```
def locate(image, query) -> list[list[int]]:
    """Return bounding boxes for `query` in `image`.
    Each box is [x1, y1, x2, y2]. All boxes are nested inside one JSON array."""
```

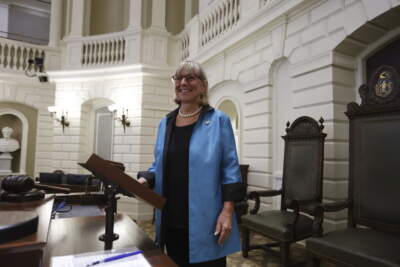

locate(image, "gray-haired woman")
[[138, 61, 244, 266]]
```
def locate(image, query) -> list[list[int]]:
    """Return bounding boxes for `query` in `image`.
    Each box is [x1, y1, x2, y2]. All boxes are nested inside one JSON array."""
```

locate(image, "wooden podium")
[[0, 154, 175, 267], [80, 153, 166, 209], [79, 154, 166, 244]]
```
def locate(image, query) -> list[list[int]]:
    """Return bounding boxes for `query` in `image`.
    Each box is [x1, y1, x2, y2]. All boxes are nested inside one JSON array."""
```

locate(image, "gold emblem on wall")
[[375, 71, 394, 98]]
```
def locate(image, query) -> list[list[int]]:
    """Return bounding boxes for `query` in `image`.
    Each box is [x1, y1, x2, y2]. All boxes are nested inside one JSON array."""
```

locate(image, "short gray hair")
[[173, 61, 209, 106]]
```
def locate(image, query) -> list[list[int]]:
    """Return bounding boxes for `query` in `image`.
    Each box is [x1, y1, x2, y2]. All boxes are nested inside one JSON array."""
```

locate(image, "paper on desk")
[[51, 248, 151, 267]]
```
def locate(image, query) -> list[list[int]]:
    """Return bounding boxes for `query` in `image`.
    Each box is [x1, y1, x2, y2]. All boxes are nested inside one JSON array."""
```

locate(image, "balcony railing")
[[180, 31, 190, 61], [0, 38, 46, 73], [179, 0, 291, 61], [81, 32, 126, 67], [200, 0, 240, 47]]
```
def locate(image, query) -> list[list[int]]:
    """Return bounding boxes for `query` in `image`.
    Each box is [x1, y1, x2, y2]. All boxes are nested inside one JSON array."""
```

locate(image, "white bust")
[[0, 127, 20, 153]]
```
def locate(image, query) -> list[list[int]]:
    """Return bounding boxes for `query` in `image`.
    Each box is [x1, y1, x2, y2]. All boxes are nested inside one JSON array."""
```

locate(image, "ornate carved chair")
[[241, 116, 326, 266], [306, 66, 400, 267]]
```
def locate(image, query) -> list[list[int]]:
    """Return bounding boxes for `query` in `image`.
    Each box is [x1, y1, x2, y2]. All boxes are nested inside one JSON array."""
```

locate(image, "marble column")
[[68, 0, 85, 37], [127, 0, 142, 30], [184, 0, 192, 24], [150, 0, 166, 30], [48, 0, 63, 47]]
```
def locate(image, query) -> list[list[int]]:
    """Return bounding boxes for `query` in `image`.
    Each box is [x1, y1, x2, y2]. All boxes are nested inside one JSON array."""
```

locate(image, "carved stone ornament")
[[360, 65, 400, 106]]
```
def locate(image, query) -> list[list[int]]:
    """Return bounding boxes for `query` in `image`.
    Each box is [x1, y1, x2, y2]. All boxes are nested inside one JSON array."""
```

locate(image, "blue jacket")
[[142, 106, 243, 263]]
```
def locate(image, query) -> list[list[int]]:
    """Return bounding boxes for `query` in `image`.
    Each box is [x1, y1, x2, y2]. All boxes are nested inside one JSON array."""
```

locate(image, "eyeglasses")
[[171, 74, 199, 83]]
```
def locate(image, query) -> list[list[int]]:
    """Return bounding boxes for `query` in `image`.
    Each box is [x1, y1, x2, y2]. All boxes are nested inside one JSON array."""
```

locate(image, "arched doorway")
[[218, 99, 240, 156], [80, 98, 114, 162]]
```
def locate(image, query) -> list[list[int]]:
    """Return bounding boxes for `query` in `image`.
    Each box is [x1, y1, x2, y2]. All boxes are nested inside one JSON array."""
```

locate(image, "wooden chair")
[[306, 65, 400, 267], [241, 116, 326, 266]]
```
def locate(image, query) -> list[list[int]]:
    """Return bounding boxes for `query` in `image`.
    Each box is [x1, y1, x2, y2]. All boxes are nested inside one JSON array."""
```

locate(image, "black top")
[[165, 122, 195, 228]]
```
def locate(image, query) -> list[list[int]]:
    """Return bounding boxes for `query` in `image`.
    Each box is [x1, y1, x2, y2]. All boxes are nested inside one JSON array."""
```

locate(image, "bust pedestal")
[[0, 152, 12, 175]]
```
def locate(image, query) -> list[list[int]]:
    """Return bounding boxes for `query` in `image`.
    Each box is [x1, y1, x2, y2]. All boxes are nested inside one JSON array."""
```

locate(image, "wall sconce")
[[48, 106, 70, 133], [108, 104, 131, 133], [25, 56, 48, 83]]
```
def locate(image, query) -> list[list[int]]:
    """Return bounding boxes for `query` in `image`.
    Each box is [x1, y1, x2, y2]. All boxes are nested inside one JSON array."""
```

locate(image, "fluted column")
[[127, 0, 142, 30], [48, 0, 62, 46], [151, 0, 166, 30]]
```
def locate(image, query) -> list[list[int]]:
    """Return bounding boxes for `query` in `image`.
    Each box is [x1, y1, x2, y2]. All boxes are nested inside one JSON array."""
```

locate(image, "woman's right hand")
[[137, 177, 148, 186]]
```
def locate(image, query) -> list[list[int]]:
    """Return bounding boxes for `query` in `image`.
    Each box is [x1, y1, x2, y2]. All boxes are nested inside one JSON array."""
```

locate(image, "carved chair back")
[[345, 65, 400, 233], [281, 116, 326, 214]]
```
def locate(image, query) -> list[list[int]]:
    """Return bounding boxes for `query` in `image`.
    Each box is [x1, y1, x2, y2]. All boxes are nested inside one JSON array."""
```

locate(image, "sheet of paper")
[[51, 248, 151, 267]]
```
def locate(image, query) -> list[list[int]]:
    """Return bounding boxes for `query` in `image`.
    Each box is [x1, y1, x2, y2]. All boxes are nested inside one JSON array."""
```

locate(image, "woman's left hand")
[[214, 201, 234, 245]]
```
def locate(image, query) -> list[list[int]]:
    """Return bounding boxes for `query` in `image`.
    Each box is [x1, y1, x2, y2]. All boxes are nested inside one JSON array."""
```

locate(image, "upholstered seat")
[[241, 116, 326, 266], [307, 229, 400, 267], [242, 210, 313, 241]]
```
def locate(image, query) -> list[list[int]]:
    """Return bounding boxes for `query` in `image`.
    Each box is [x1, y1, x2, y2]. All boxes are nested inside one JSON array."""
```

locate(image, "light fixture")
[[108, 105, 131, 133], [48, 106, 70, 133], [25, 56, 48, 83]]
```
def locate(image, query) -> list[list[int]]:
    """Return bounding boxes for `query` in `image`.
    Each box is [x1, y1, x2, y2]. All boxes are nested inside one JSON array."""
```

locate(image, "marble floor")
[[136, 220, 336, 267]]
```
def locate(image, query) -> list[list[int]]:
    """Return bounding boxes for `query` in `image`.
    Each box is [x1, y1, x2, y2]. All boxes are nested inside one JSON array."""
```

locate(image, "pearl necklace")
[[178, 106, 202, 118]]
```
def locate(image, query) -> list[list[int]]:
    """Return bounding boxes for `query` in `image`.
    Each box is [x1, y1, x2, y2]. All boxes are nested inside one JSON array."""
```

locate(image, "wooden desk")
[[43, 213, 177, 267], [0, 195, 54, 267]]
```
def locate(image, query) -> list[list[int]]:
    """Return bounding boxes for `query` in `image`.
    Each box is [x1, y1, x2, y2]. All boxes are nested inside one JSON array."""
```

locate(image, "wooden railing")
[[81, 32, 126, 67], [0, 38, 46, 72]]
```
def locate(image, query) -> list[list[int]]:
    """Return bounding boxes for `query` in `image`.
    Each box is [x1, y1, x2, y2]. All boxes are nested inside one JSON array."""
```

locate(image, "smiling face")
[[173, 72, 206, 105], [172, 61, 209, 106]]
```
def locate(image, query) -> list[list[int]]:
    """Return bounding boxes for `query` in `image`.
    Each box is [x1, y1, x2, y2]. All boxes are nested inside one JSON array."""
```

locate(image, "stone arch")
[[268, 57, 295, 208], [0, 102, 38, 176], [0, 108, 29, 175], [80, 97, 114, 162], [209, 80, 244, 160], [327, 6, 400, 118]]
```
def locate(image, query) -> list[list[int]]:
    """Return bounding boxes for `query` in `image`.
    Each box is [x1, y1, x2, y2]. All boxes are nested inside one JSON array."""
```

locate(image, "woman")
[[138, 61, 244, 266]]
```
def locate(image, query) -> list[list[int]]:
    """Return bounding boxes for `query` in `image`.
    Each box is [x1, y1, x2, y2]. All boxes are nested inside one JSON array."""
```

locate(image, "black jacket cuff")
[[222, 182, 246, 202], [137, 171, 155, 188]]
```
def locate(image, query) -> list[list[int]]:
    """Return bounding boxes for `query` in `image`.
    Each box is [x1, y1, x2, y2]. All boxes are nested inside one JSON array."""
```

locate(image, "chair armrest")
[[247, 189, 282, 214], [312, 199, 350, 236], [285, 198, 316, 209], [321, 199, 350, 212]]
